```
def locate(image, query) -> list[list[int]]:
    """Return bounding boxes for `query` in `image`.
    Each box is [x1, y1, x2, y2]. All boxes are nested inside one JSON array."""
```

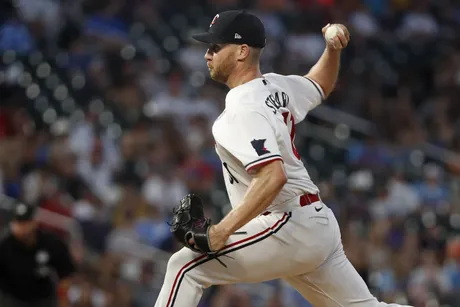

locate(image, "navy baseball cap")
[[192, 10, 266, 48]]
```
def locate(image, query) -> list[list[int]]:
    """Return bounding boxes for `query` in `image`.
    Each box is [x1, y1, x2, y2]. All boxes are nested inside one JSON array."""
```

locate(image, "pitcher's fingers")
[[331, 38, 340, 49], [337, 32, 348, 48]]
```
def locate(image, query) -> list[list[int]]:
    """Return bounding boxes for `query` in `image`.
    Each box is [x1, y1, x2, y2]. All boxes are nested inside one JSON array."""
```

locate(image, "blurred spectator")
[[413, 164, 450, 208], [15, 0, 63, 44], [144, 70, 191, 119], [131, 261, 159, 307], [83, 0, 130, 48], [0, 8, 35, 53], [348, 1, 380, 38], [407, 248, 451, 306], [346, 136, 391, 172], [0, 201, 76, 307], [398, 1, 439, 41], [442, 236, 460, 291], [134, 205, 171, 250], [387, 169, 420, 215]]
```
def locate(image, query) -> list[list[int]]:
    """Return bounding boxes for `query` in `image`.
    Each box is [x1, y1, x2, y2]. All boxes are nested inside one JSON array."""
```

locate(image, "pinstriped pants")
[[154, 203, 413, 307]]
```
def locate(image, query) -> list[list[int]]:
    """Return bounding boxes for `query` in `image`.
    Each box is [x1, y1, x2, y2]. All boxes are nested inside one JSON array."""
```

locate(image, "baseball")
[[325, 25, 344, 42]]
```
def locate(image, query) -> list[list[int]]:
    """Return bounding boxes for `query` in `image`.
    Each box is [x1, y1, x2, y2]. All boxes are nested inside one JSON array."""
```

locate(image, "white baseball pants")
[[154, 203, 412, 307]]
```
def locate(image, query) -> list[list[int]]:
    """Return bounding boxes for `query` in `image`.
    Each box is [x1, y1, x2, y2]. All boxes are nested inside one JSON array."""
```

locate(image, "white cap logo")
[[16, 204, 27, 216], [36, 250, 49, 264], [234, 33, 242, 39]]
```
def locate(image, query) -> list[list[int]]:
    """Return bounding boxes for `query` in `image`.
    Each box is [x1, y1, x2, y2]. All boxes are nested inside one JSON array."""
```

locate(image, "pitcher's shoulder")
[[263, 72, 288, 83], [226, 85, 267, 110], [263, 72, 282, 79]]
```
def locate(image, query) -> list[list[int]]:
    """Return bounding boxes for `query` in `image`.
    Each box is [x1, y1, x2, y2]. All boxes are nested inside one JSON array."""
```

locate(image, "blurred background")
[[0, 0, 460, 306]]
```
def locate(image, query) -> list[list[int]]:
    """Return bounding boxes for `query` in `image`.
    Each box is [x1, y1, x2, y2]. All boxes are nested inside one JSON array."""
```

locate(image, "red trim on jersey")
[[246, 157, 283, 172], [165, 213, 290, 307], [282, 111, 301, 160], [165, 255, 207, 307], [304, 77, 326, 100], [220, 212, 288, 251]]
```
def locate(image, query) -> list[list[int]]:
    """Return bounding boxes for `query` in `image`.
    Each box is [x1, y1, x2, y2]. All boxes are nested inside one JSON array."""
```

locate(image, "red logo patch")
[[210, 14, 219, 27]]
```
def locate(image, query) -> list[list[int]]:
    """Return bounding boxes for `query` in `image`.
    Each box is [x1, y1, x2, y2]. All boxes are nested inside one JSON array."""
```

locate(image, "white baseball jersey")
[[212, 73, 325, 212], [156, 73, 413, 307]]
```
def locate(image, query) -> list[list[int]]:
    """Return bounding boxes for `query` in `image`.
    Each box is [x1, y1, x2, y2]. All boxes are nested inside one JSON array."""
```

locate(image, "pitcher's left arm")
[[211, 160, 286, 250]]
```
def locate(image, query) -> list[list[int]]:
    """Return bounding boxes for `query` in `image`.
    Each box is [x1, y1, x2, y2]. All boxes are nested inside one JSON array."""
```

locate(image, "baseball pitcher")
[[155, 10, 413, 307]]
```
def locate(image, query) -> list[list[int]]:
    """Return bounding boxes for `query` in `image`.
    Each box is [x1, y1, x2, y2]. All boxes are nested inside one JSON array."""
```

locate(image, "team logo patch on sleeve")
[[251, 139, 270, 156]]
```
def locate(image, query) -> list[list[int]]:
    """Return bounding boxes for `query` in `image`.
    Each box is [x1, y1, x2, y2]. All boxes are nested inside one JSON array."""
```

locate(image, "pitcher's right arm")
[[305, 24, 350, 98]]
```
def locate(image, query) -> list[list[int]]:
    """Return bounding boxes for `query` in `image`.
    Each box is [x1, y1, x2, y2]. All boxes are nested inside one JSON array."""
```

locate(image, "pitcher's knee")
[[166, 248, 202, 279], [164, 247, 213, 290], [167, 249, 190, 271]]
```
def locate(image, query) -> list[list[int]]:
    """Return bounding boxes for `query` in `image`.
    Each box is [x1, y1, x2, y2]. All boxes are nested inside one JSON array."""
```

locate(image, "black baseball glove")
[[168, 194, 213, 254]]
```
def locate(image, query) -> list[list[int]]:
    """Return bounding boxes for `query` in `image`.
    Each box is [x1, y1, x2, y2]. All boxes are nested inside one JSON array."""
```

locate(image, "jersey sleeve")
[[220, 109, 283, 172], [266, 73, 325, 123]]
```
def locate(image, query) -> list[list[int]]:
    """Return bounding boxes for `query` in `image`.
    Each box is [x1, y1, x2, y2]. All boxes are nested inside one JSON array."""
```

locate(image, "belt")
[[262, 193, 320, 216]]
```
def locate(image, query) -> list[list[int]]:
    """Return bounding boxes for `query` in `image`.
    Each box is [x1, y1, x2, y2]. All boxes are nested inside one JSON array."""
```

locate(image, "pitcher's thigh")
[[284, 247, 379, 307], [165, 212, 296, 286]]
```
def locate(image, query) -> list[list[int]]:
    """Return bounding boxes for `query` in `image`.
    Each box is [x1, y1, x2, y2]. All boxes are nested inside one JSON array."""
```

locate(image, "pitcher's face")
[[204, 43, 238, 83]]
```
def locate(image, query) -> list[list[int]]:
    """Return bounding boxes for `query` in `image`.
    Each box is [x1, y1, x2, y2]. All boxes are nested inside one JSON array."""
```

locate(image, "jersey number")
[[223, 162, 239, 184], [282, 111, 301, 160]]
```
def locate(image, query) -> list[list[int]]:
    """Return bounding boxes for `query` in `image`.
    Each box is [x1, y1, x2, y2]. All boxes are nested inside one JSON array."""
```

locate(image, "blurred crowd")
[[1, 0, 460, 306]]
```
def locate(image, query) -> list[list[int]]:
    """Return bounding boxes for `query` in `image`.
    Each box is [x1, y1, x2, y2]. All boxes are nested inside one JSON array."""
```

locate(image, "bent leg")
[[155, 211, 332, 307], [154, 212, 294, 307], [155, 202, 346, 307]]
